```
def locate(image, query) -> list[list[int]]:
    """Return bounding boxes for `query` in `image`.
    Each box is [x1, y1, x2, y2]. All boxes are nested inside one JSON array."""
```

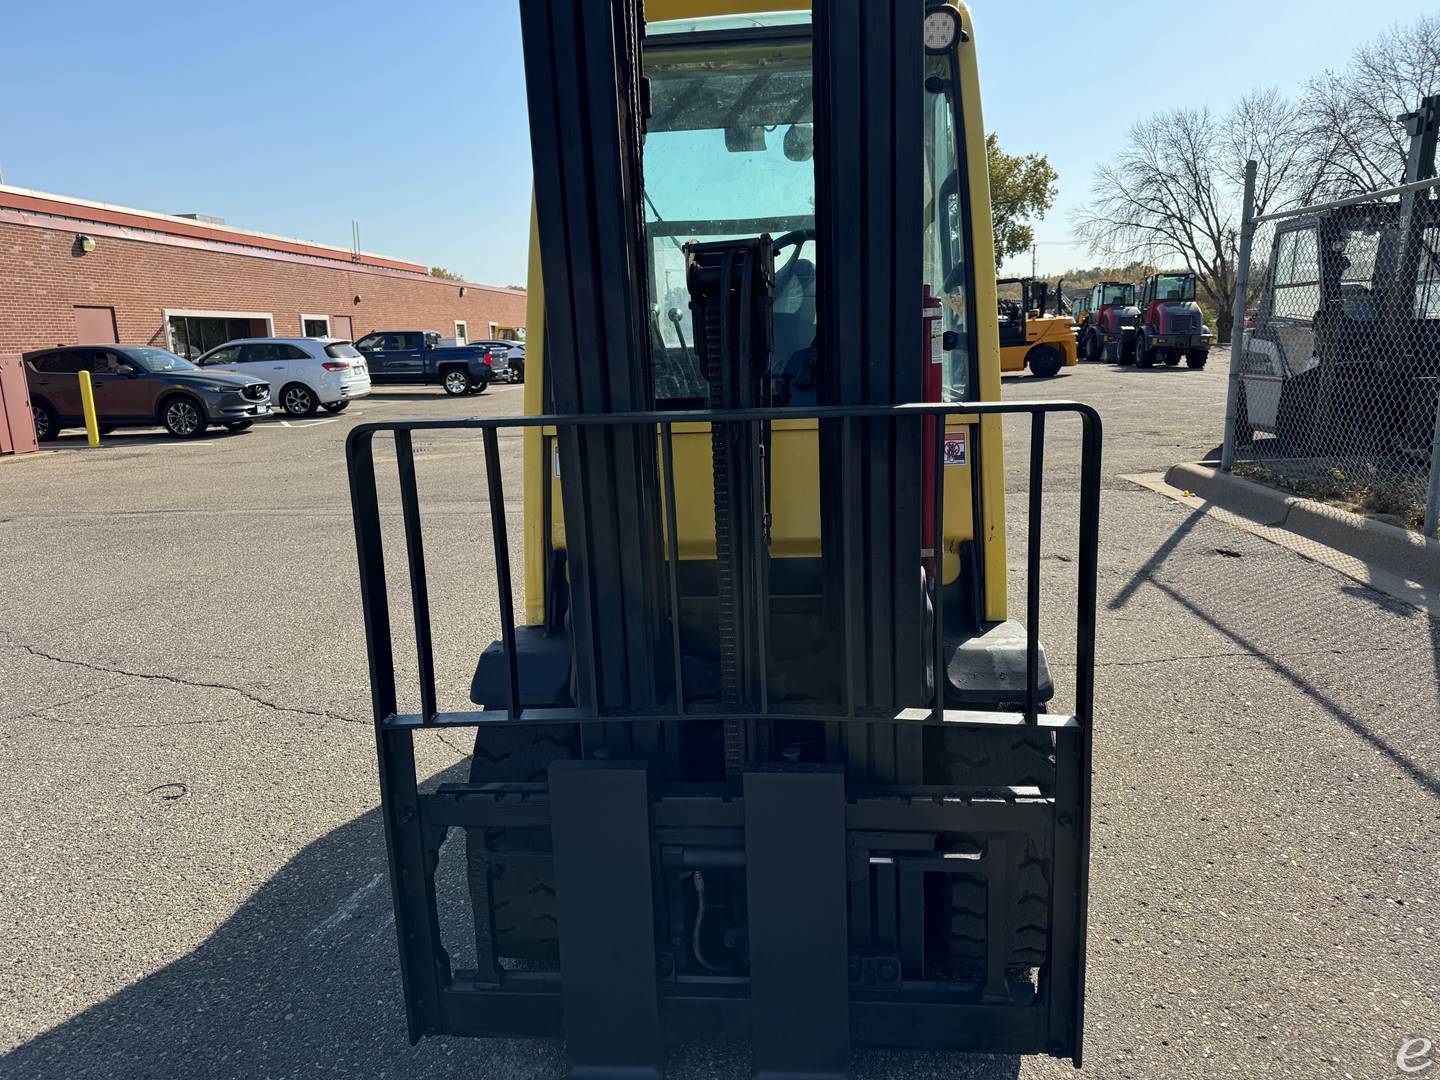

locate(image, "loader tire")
[[463, 723, 578, 964], [935, 724, 1054, 972]]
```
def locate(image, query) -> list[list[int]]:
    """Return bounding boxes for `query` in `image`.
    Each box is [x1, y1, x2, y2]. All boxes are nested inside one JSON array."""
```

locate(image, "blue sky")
[[0, 1, 1432, 286]]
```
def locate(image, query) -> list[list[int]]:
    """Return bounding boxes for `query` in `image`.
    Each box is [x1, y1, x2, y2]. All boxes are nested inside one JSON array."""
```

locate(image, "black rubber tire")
[[160, 395, 208, 438], [933, 724, 1056, 791], [1115, 339, 1135, 366], [1185, 349, 1208, 369], [1234, 385, 1254, 450], [321, 401, 349, 414], [1162, 350, 1182, 367], [1028, 345, 1063, 378], [469, 379, 489, 395], [934, 724, 1055, 972], [224, 420, 253, 432], [1084, 331, 1102, 363], [31, 401, 60, 441], [98, 425, 116, 436], [510, 360, 524, 384], [1135, 336, 1156, 368], [279, 383, 318, 417], [946, 840, 1051, 971], [441, 367, 472, 396], [463, 724, 579, 964]]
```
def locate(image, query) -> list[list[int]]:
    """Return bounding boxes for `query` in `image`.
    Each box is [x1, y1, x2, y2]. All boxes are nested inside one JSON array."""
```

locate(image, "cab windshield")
[[642, 18, 970, 405], [1152, 275, 1196, 302], [644, 27, 816, 404], [1100, 284, 1133, 306]]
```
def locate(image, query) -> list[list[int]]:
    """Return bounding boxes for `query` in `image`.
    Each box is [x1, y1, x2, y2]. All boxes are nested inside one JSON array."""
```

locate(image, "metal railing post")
[[1220, 160, 1257, 473], [1425, 397, 1440, 537]]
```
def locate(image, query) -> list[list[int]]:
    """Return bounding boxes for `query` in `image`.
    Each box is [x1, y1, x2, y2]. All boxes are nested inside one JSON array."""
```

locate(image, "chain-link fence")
[[1220, 171, 1440, 536]]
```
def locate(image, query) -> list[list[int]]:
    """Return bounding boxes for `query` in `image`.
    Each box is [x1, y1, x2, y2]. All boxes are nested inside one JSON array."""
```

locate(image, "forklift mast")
[[346, 3, 1102, 1076]]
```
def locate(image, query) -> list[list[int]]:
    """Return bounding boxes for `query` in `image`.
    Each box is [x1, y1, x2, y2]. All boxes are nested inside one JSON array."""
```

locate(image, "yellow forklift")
[[997, 277, 1079, 377], [347, 2, 1100, 1075]]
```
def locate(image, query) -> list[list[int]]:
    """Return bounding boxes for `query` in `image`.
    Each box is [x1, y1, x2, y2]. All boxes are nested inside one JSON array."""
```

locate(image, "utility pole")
[[1031, 243, 1037, 279]]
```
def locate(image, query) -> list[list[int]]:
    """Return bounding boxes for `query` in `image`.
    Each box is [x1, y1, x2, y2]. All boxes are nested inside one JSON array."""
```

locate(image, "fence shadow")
[[1111, 503, 1440, 800]]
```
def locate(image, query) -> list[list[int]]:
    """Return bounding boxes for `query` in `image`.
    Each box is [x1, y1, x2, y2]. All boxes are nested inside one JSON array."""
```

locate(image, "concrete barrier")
[[1164, 462, 1297, 526], [1163, 461, 1440, 592]]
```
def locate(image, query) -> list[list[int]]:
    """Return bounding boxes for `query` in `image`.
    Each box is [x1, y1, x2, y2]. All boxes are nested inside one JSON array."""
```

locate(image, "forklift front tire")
[[463, 722, 579, 963], [1028, 345, 1063, 378]]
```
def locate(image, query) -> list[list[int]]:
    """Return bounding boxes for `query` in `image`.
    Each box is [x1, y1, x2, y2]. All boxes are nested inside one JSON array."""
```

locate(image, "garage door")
[[74, 306, 118, 344]]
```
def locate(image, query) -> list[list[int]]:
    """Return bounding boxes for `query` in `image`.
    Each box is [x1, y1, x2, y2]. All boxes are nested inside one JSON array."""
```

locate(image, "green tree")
[[429, 266, 463, 280], [987, 133, 1058, 270]]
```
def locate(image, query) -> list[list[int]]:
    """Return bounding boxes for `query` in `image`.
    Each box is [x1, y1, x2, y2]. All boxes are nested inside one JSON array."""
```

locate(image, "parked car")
[[352, 330, 495, 395], [23, 344, 270, 440], [195, 338, 371, 417], [473, 339, 525, 383]]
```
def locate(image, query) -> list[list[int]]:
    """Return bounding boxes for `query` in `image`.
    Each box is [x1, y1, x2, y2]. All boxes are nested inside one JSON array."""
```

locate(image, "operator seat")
[[771, 249, 818, 404]]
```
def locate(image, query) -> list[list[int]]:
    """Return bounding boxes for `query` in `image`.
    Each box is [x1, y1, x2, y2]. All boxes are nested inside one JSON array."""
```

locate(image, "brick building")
[[0, 185, 526, 358]]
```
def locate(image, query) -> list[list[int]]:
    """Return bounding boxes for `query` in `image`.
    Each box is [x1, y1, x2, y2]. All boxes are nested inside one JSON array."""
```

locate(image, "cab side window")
[[92, 350, 128, 374], [35, 351, 90, 374], [236, 344, 268, 364]]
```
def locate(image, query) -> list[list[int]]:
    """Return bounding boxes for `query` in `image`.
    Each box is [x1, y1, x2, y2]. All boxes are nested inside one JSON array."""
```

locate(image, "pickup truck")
[[352, 330, 495, 395]]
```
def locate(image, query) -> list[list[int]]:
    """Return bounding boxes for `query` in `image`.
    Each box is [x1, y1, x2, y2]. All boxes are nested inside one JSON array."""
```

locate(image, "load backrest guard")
[[346, 2, 1100, 1076]]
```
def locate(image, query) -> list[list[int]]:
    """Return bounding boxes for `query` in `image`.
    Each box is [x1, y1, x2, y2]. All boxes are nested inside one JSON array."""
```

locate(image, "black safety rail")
[[346, 398, 1101, 1071]]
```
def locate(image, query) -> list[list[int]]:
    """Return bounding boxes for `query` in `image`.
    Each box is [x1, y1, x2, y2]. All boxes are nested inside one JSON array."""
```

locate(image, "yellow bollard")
[[77, 370, 100, 447]]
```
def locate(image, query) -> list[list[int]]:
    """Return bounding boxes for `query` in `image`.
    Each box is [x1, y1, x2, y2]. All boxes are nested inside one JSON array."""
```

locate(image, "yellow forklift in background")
[[347, 2, 1101, 1075], [997, 276, 1079, 377]]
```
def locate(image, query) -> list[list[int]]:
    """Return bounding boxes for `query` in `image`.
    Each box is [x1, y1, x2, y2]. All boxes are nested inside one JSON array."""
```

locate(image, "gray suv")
[[24, 345, 272, 439]]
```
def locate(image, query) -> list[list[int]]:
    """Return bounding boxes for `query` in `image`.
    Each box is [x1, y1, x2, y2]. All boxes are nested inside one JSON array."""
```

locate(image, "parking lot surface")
[[1, 364, 1435, 1080]]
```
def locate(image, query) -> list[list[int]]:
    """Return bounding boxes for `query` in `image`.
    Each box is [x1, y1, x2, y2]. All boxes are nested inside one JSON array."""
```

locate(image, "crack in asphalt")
[[1094, 644, 1370, 669], [435, 732, 471, 759], [1050, 642, 1413, 671], [1, 639, 363, 726]]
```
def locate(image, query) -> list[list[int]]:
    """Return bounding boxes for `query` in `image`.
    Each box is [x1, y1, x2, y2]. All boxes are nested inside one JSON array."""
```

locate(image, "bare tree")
[[1299, 14, 1440, 197], [1073, 90, 1307, 340]]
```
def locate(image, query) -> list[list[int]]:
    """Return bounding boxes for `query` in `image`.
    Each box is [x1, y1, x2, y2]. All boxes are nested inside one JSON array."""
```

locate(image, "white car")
[[195, 337, 372, 416]]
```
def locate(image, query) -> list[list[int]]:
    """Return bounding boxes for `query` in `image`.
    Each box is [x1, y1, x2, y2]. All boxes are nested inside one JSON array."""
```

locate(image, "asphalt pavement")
[[0, 359, 1435, 1080]]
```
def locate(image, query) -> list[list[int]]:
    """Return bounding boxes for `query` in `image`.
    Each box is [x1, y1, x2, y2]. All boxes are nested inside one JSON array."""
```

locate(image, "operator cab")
[[643, 14, 974, 407]]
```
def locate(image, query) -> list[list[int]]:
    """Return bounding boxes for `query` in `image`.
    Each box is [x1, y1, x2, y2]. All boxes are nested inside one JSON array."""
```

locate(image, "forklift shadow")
[[0, 759, 564, 1080], [1000, 372, 1073, 385], [0, 755, 1024, 1080]]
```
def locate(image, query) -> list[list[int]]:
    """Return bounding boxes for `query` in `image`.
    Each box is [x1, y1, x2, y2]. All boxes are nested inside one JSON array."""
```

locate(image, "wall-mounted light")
[[76, 234, 97, 255], [353, 294, 362, 305], [459, 286, 467, 297]]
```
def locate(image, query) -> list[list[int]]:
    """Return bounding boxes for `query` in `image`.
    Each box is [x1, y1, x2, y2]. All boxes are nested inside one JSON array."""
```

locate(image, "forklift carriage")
[[346, 398, 1100, 1076]]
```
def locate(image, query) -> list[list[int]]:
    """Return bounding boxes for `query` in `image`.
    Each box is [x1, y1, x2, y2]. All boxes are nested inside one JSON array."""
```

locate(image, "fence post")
[[1220, 160, 1258, 473], [1425, 396, 1440, 537]]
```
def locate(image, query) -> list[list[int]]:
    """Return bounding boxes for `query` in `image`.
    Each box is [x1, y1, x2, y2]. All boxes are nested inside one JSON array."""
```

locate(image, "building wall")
[[0, 219, 526, 355]]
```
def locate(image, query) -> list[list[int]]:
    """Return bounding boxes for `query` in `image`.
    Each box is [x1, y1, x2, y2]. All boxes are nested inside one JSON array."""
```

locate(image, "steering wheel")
[[772, 228, 816, 257]]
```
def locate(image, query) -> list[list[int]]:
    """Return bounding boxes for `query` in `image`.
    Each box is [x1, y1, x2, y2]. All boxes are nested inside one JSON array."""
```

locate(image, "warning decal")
[[943, 431, 967, 466]]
